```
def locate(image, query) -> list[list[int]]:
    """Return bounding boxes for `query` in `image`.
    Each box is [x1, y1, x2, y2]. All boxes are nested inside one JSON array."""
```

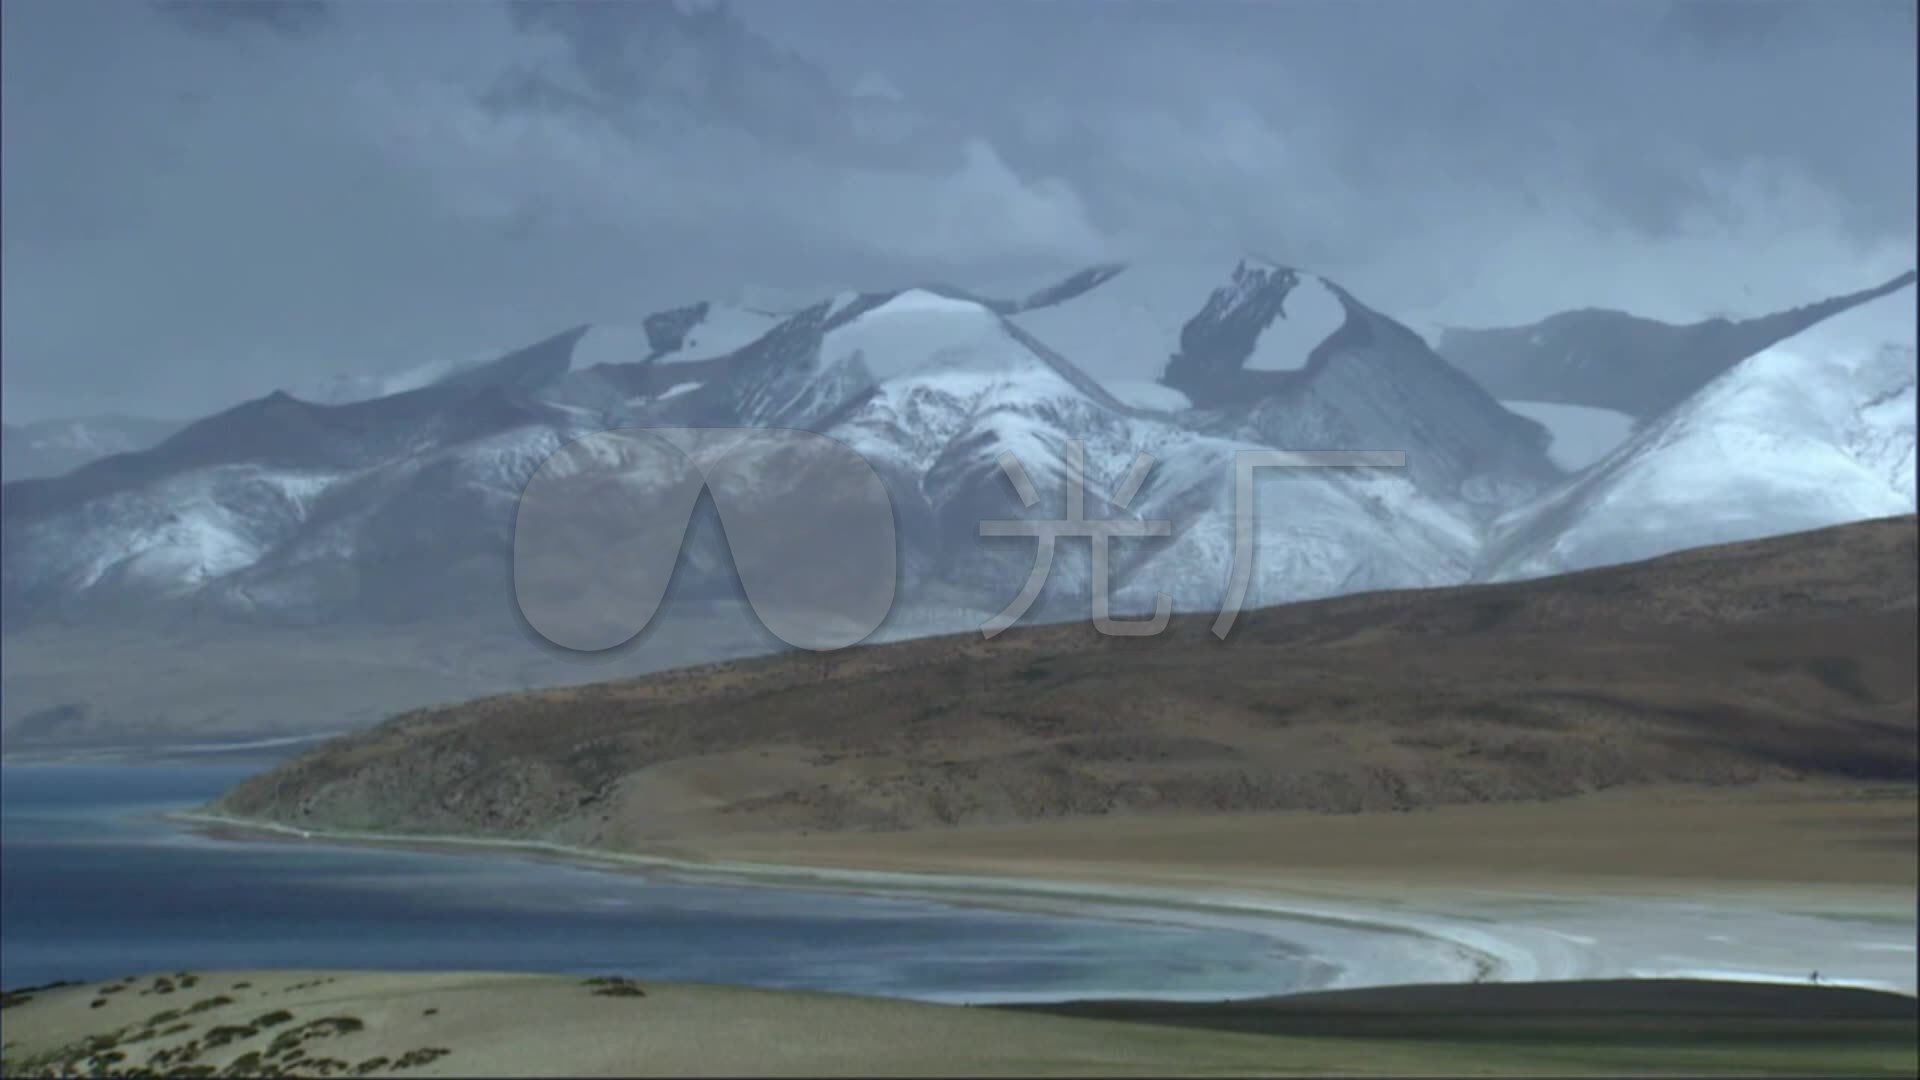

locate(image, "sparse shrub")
[[591, 984, 646, 998], [309, 1016, 365, 1036], [202, 1024, 258, 1048], [582, 975, 645, 997], [392, 1047, 450, 1070]]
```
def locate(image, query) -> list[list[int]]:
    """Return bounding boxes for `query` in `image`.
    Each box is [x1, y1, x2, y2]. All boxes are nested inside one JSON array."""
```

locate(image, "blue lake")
[[0, 762, 1304, 1001]]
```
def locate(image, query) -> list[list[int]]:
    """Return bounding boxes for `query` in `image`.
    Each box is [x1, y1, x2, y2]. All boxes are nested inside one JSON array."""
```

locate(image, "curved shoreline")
[[167, 809, 1559, 998], [167, 808, 1919, 1001]]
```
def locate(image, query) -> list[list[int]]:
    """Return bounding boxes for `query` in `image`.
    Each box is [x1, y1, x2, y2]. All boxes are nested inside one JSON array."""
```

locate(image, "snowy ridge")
[[6, 464, 339, 600], [1483, 284, 1918, 581], [821, 289, 1033, 382], [4, 259, 1906, 634]]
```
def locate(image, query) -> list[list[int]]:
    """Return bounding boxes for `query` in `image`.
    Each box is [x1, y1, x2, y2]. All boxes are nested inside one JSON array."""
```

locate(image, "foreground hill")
[[216, 516, 1918, 844], [7, 971, 1913, 1078]]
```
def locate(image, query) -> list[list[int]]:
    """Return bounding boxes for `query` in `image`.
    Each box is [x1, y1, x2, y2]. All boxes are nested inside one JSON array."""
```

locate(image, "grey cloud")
[[155, 0, 331, 38], [1, 0, 1913, 422]]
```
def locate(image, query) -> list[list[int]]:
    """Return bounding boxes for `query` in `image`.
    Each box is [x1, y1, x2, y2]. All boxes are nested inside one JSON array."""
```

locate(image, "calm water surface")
[[1, 762, 1304, 1000]]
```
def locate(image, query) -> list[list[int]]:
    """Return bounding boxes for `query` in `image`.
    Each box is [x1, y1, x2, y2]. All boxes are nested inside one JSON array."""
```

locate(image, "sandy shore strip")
[[169, 807, 1919, 999]]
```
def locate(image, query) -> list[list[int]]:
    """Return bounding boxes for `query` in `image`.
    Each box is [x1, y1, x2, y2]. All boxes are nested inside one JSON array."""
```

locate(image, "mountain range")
[[2, 257, 1913, 748]]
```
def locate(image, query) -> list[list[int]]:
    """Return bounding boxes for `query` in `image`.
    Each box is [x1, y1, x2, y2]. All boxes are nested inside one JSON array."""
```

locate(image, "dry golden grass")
[[218, 517, 1917, 853], [696, 780, 1918, 896]]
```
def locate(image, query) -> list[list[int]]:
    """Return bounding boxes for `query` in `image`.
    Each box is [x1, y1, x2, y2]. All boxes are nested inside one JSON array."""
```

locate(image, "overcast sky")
[[2, 0, 1914, 422]]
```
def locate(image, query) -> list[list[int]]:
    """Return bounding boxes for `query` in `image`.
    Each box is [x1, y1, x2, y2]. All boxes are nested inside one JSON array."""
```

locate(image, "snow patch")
[[1009, 263, 1237, 384], [820, 289, 1030, 383], [1486, 283, 1918, 580], [824, 290, 863, 321], [567, 324, 655, 370], [1244, 273, 1346, 373], [650, 306, 783, 365], [1501, 401, 1638, 471]]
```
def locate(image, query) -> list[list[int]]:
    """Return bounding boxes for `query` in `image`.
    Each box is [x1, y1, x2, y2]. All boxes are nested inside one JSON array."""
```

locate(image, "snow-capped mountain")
[[6, 256, 1909, 647], [1, 258, 1546, 631], [1481, 280, 1918, 581], [1011, 261, 1556, 504]]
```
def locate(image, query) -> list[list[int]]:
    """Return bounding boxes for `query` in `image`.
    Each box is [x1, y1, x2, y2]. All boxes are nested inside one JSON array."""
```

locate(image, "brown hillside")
[[218, 516, 1919, 845]]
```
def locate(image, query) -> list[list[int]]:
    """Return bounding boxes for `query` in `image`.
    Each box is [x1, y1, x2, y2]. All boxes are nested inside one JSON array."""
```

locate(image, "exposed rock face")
[[1160, 262, 1556, 503]]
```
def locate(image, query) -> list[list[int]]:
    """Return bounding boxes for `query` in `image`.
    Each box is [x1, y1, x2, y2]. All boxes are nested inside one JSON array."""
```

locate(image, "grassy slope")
[[4, 971, 1915, 1078], [214, 516, 1917, 846]]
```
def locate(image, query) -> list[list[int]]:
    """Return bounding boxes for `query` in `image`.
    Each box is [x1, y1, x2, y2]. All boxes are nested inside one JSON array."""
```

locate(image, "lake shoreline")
[[163, 808, 1571, 1001], [2, 767, 1320, 1002], [169, 801, 1920, 1000], [169, 808, 1498, 1000]]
